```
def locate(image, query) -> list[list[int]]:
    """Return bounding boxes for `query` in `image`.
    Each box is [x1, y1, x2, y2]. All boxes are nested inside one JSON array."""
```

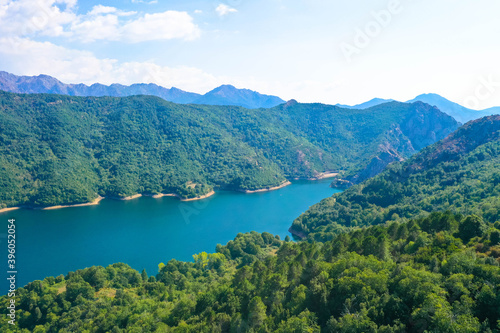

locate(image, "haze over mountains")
[[0, 71, 285, 109], [339, 94, 500, 124], [407, 93, 500, 123], [336, 98, 395, 110], [2, 71, 499, 123]]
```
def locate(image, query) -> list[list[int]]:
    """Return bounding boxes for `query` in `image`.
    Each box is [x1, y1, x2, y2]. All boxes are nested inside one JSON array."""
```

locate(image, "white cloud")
[[88, 5, 117, 16], [0, 0, 76, 37], [0, 1, 200, 43], [215, 4, 237, 17], [131, 0, 158, 4], [71, 13, 121, 43], [0, 37, 220, 92], [0, 36, 347, 105], [87, 5, 136, 17], [121, 11, 201, 42], [0, 36, 343, 102]]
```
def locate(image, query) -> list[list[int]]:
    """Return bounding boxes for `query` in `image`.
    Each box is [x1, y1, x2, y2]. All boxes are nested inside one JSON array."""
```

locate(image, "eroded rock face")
[[400, 102, 459, 151], [331, 149, 403, 188], [408, 114, 500, 172], [331, 102, 459, 188]]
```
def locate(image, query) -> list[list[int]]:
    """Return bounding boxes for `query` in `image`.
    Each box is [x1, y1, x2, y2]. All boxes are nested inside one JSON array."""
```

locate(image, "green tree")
[[458, 215, 487, 243], [248, 296, 267, 329]]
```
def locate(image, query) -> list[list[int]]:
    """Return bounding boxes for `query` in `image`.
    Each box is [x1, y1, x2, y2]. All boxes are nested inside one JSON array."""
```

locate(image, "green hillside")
[[292, 115, 500, 241], [0, 91, 457, 208], [2, 212, 500, 332]]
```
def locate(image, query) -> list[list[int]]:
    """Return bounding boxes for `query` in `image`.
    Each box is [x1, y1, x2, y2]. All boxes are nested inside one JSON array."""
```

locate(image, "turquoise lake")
[[1, 179, 340, 291]]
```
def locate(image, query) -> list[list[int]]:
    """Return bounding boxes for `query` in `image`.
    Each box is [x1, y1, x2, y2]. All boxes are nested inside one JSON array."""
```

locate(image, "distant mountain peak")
[[335, 93, 499, 124], [0, 71, 285, 109], [194, 84, 285, 109], [336, 98, 395, 109], [407, 93, 499, 124], [36, 73, 54, 79], [414, 93, 441, 98], [215, 84, 237, 90], [366, 97, 392, 103], [208, 84, 240, 97]]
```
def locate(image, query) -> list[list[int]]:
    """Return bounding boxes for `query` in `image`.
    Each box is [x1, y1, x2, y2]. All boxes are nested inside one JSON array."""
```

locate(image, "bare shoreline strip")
[[0, 177, 323, 212], [313, 172, 339, 180], [0, 190, 217, 213], [147, 193, 177, 199], [148, 191, 216, 201], [243, 181, 292, 194], [0, 207, 20, 214], [110, 194, 143, 201], [180, 190, 216, 201], [292, 171, 339, 181], [42, 196, 104, 210]]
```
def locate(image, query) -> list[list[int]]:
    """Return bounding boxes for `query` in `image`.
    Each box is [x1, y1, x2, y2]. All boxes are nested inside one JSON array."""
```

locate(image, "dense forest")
[[1, 211, 500, 332], [292, 115, 500, 241], [0, 91, 457, 208], [1, 98, 499, 332]]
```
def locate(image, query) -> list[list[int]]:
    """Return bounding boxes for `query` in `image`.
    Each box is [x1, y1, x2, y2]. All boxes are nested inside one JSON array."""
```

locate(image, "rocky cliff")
[[331, 102, 459, 187]]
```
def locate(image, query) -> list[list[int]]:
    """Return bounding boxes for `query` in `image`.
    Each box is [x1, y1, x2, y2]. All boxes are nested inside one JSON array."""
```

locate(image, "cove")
[[1, 179, 340, 291]]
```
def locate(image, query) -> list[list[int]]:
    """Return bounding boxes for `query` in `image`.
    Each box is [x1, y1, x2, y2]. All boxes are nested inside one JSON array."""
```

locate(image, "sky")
[[1, 0, 499, 109]]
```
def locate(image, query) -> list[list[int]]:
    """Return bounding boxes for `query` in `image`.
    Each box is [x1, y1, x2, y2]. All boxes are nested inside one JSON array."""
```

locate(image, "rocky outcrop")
[[400, 102, 459, 151], [408, 114, 500, 172], [331, 145, 405, 188], [331, 103, 459, 188]]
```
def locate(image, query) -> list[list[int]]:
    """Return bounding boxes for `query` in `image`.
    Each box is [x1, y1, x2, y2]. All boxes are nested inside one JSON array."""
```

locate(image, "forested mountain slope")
[[263, 100, 458, 185], [2, 212, 500, 332], [292, 115, 500, 241], [0, 91, 457, 208]]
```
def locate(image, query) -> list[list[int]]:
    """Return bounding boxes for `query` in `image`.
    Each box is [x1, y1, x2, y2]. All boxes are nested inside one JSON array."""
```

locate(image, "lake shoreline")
[[288, 227, 307, 240], [147, 190, 216, 201], [292, 171, 339, 181], [0, 207, 20, 214], [1, 191, 217, 212], [241, 181, 292, 193], [2, 179, 340, 292], [41, 197, 105, 210], [0, 177, 336, 212], [108, 194, 143, 201]]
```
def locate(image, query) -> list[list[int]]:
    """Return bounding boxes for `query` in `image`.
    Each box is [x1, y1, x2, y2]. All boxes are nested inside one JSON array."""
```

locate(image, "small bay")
[[1, 179, 340, 291]]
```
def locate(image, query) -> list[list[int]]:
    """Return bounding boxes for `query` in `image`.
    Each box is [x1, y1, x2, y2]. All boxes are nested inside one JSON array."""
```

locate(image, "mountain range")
[[338, 94, 500, 124], [2, 71, 499, 123], [0, 71, 285, 109], [336, 98, 395, 109], [407, 93, 500, 123], [0, 91, 458, 208]]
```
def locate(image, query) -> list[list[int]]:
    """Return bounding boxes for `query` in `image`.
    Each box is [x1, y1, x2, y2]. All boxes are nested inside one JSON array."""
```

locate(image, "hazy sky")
[[1, 0, 499, 108]]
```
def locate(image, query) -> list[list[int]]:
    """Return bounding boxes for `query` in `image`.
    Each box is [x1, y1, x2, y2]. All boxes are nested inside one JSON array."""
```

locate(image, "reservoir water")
[[1, 179, 340, 291]]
